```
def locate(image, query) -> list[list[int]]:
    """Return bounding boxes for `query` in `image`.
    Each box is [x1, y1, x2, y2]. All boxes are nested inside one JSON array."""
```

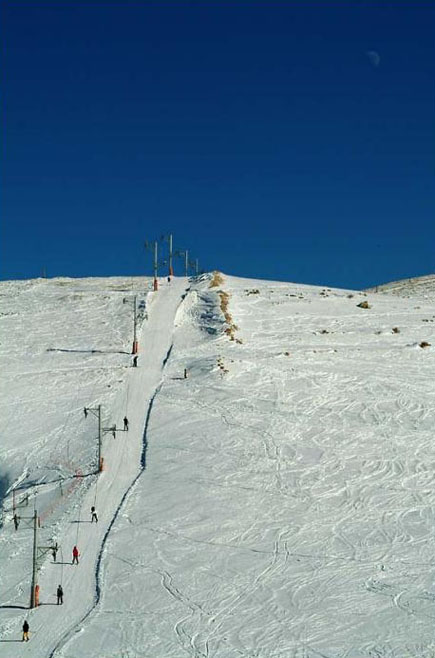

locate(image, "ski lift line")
[[60, 377, 88, 468], [58, 376, 82, 465], [75, 506, 81, 546], [125, 377, 130, 415], [59, 545, 64, 587], [93, 471, 99, 507], [20, 372, 83, 490], [63, 366, 102, 473]]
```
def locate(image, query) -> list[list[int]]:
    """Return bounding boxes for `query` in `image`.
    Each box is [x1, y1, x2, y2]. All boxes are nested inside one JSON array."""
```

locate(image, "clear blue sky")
[[1, 0, 434, 289]]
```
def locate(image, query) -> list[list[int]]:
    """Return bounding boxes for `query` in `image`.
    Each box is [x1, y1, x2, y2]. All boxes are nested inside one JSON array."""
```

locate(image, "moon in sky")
[[366, 50, 380, 67]]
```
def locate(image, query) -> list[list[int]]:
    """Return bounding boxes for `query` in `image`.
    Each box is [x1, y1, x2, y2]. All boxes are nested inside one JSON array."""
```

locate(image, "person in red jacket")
[[72, 545, 80, 565]]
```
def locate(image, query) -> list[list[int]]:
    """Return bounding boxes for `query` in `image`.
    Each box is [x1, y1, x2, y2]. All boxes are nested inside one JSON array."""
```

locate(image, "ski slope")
[[2, 273, 435, 657]]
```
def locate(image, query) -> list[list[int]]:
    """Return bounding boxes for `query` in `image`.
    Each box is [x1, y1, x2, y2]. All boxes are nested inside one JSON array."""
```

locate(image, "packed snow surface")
[[2, 273, 435, 657]]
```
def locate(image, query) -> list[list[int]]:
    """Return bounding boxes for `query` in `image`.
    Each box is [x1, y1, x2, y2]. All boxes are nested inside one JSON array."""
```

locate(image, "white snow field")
[[2, 272, 435, 657]]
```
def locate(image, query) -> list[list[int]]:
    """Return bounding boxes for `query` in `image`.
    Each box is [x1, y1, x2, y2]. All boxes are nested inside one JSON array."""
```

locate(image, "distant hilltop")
[[366, 273, 435, 297]]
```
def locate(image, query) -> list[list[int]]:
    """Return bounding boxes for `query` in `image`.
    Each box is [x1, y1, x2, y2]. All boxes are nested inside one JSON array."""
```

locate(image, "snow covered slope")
[[2, 273, 435, 657], [367, 273, 435, 299]]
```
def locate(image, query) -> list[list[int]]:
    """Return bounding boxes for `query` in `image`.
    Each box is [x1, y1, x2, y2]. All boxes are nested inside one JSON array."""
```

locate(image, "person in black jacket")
[[91, 506, 98, 523], [123, 416, 129, 431], [22, 620, 30, 642], [57, 584, 63, 605]]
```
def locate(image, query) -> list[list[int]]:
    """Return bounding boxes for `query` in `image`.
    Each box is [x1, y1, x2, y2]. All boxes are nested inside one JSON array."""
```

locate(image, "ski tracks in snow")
[[134, 279, 435, 656], [7, 276, 435, 656]]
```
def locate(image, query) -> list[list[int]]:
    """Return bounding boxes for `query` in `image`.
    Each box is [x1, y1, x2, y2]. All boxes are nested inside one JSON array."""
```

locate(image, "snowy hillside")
[[366, 273, 435, 299], [2, 273, 435, 657]]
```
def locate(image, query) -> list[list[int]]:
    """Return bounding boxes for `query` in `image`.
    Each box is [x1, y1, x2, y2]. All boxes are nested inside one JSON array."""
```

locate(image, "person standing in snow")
[[13, 513, 20, 530], [72, 545, 80, 564], [84, 407, 88, 418], [123, 416, 129, 431], [57, 584, 63, 605], [52, 542, 58, 562], [91, 506, 98, 523], [22, 620, 30, 642]]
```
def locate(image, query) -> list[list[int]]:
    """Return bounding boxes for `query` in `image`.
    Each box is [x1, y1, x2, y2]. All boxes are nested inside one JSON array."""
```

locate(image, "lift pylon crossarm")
[[5, 493, 29, 515], [19, 514, 40, 525], [103, 424, 122, 439], [36, 546, 55, 563], [38, 544, 58, 552], [84, 406, 100, 419]]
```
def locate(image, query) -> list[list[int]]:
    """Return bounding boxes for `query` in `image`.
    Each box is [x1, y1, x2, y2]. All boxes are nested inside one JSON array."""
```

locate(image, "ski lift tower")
[[145, 240, 159, 291], [175, 249, 189, 277], [188, 258, 199, 277], [161, 233, 174, 278]]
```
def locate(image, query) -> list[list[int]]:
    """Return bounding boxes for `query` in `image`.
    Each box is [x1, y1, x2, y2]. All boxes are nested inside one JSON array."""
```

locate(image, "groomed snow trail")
[[0, 277, 187, 657]]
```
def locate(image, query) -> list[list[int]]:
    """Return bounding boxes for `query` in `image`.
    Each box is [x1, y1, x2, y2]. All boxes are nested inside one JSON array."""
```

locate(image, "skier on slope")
[[72, 545, 80, 564], [52, 542, 58, 562], [91, 506, 98, 523], [123, 416, 129, 431], [13, 513, 20, 530], [57, 584, 63, 605]]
